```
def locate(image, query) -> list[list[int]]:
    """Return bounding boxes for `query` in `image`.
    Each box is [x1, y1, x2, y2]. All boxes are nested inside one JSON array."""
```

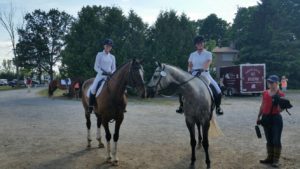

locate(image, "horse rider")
[[89, 38, 116, 113], [176, 35, 224, 115]]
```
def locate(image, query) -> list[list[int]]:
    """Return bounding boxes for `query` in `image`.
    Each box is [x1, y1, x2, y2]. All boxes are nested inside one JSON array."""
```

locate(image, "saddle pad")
[[86, 81, 105, 97]]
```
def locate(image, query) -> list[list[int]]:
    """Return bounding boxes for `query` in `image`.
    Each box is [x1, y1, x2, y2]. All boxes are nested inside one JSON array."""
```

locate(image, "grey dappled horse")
[[147, 63, 213, 169]]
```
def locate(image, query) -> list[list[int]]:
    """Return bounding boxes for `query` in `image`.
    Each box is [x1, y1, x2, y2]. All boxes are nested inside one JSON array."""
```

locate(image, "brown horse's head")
[[127, 59, 146, 98]]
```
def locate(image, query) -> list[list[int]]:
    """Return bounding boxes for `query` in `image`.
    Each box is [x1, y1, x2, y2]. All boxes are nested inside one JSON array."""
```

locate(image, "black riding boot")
[[260, 144, 273, 164], [215, 93, 224, 115], [88, 92, 96, 113], [176, 94, 184, 114]]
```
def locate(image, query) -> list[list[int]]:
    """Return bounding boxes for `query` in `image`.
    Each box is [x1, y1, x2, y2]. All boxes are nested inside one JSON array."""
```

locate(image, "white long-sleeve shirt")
[[94, 51, 116, 75]]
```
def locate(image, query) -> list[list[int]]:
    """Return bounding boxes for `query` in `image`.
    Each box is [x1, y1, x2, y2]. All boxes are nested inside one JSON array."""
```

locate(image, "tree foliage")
[[231, 0, 300, 87], [61, 6, 148, 79], [16, 9, 73, 81], [199, 14, 229, 45]]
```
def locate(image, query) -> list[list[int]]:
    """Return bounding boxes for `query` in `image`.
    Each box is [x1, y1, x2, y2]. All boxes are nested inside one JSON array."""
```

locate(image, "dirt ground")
[[0, 88, 299, 169]]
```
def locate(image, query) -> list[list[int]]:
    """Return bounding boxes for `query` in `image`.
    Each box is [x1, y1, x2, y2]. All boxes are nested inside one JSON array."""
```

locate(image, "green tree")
[[61, 6, 147, 79], [231, 0, 300, 88], [147, 10, 196, 70], [61, 6, 126, 78], [1, 59, 14, 73], [16, 9, 73, 81], [198, 14, 229, 46]]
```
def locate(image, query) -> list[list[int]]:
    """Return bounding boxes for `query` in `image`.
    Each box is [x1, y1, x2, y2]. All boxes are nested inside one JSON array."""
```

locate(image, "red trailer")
[[220, 64, 266, 96]]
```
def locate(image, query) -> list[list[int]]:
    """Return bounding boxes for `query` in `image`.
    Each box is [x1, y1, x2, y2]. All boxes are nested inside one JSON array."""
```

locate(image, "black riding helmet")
[[103, 38, 114, 47], [194, 36, 205, 45]]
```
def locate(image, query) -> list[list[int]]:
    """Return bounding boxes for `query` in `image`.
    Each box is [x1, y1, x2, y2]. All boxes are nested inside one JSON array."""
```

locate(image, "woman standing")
[[257, 75, 285, 167]]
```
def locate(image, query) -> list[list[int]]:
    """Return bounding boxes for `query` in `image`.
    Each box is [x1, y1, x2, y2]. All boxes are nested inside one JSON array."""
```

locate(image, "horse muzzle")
[[146, 86, 157, 98]]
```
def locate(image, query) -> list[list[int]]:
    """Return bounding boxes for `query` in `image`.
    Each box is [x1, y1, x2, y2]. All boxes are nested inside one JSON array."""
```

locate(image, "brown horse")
[[48, 78, 83, 98], [81, 59, 146, 166]]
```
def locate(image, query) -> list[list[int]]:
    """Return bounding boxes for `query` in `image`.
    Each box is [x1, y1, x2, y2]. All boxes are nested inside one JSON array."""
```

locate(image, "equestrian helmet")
[[194, 36, 205, 45], [104, 38, 114, 47]]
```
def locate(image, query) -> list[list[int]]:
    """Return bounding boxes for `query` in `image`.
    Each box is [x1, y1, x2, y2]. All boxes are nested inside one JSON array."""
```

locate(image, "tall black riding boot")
[[272, 146, 281, 168], [215, 93, 224, 115], [260, 144, 273, 164], [176, 94, 184, 114], [88, 92, 96, 113]]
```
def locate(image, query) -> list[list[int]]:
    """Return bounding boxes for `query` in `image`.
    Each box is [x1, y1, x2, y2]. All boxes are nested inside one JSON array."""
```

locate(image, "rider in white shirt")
[[89, 39, 116, 113], [176, 36, 224, 115]]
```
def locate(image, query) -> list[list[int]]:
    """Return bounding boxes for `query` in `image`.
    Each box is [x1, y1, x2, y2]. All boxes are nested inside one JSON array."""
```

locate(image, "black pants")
[[263, 114, 283, 147]]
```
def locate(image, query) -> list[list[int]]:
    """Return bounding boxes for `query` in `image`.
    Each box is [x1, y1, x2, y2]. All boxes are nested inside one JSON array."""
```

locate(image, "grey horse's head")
[[147, 62, 176, 98]]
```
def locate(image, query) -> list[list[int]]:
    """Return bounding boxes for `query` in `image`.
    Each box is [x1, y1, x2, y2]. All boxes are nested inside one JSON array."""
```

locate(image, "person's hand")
[[256, 117, 261, 125], [102, 71, 112, 76]]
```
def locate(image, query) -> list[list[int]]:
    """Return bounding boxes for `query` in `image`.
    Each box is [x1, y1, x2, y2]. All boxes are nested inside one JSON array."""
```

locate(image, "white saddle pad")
[[86, 81, 105, 97]]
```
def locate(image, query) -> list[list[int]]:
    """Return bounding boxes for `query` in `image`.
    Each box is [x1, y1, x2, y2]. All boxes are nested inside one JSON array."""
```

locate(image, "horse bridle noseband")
[[148, 64, 198, 93], [147, 64, 166, 91]]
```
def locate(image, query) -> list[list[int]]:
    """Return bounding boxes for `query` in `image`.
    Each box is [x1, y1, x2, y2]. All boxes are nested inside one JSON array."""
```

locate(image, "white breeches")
[[200, 72, 222, 94], [90, 73, 106, 94]]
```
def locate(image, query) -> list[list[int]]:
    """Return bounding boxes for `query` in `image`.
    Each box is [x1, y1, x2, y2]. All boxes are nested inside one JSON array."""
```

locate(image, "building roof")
[[212, 47, 239, 53]]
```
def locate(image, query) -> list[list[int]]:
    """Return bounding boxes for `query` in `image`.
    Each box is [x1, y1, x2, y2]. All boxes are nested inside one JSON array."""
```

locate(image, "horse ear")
[[132, 58, 136, 63], [155, 61, 162, 68]]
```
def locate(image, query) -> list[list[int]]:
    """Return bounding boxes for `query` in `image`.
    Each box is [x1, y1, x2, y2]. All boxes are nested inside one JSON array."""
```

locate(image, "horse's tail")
[[209, 115, 224, 138]]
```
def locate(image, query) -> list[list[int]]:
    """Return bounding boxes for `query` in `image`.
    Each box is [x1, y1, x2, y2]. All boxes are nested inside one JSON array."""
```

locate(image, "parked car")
[[31, 80, 40, 87], [0, 79, 8, 86], [8, 79, 26, 87]]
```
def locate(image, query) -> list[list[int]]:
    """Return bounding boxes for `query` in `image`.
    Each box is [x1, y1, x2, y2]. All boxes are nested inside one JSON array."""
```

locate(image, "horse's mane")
[[163, 63, 210, 84], [110, 60, 132, 77], [163, 63, 191, 77]]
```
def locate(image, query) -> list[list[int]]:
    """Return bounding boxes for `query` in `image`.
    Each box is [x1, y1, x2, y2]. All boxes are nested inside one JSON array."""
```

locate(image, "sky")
[[0, 0, 259, 64]]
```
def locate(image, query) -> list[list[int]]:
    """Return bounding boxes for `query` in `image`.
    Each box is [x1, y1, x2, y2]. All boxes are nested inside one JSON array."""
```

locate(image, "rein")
[[148, 65, 198, 95]]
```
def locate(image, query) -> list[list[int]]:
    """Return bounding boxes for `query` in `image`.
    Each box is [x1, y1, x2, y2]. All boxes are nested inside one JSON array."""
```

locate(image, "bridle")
[[148, 64, 197, 93]]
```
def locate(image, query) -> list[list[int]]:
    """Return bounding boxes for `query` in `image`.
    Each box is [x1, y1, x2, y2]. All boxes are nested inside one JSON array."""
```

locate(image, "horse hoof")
[[87, 144, 91, 148], [111, 160, 119, 166], [106, 157, 112, 163], [98, 143, 105, 148], [189, 164, 195, 169]]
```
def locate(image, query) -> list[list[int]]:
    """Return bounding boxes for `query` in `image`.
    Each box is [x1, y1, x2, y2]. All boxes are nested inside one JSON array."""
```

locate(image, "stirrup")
[[88, 106, 94, 114], [176, 106, 183, 114], [216, 107, 224, 115]]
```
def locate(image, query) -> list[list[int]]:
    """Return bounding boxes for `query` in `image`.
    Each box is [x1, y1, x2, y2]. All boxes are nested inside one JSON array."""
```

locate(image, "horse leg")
[[103, 122, 112, 162], [85, 113, 92, 148], [186, 118, 196, 167], [112, 115, 124, 166], [95, 113, 104, 148], [196, 122, 202, 149], [202, 120, 211, 169]]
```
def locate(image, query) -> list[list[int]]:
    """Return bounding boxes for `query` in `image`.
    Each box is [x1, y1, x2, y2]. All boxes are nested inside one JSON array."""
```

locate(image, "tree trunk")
[[49, 65, 53, 81]]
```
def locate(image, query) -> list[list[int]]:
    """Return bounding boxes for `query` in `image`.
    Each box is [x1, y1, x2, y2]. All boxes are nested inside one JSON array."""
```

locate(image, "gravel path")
[[0, 88, 299, 169]]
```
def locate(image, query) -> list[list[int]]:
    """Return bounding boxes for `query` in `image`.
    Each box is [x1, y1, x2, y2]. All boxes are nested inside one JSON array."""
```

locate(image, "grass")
[[37, 88, 69, 98], [0, 85, 25, 91]]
